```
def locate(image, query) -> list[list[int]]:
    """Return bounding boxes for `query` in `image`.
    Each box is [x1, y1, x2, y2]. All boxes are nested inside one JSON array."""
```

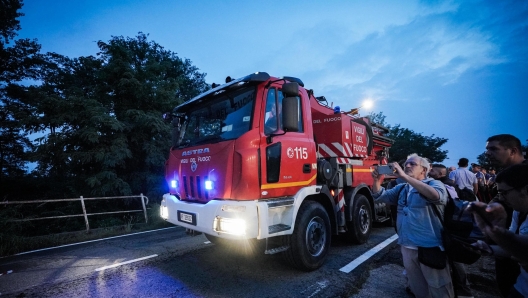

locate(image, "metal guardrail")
[[0, 194, 149, 232]]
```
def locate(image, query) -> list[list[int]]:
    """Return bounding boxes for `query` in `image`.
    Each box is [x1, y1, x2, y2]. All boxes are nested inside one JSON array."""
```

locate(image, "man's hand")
[[371, 167, 384, 194], [467, 202, 508, 241], [390, 162, 405, 178]]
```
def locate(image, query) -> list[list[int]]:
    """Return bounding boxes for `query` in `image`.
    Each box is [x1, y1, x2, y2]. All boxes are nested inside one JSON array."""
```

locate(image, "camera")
[[376, 165, 395, 175]]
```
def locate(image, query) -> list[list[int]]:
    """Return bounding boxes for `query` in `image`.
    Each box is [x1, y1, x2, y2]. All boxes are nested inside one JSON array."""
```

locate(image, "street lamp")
[[344, 99, 374, 116]]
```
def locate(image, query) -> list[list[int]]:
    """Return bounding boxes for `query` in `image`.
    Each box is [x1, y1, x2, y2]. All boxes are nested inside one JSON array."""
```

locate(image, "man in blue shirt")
[[372, 153, 453, 298]]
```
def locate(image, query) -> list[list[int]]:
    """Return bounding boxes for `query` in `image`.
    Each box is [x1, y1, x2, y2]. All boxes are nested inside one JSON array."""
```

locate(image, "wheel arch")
[[344, 183, 375, 222], [303, 186, 338, 235]]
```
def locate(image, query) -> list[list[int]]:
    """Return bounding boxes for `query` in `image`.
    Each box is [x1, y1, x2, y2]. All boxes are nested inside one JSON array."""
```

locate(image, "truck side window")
[[264, 88, 282, 134]]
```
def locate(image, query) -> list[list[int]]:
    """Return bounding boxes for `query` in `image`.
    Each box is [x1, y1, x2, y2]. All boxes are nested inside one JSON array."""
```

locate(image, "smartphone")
[[377, 165, 395, 175], [454, 237, 492, 255], [469, 202, 493, 227]]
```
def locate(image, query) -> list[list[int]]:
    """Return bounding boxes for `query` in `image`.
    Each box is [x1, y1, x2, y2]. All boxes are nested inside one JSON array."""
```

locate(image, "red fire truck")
[[160, 72, 394, 270]]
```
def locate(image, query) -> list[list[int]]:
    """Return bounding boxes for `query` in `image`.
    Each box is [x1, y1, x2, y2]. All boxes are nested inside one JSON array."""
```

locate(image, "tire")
[[345, 194, 372, 244], [283, 201, 331, 271]]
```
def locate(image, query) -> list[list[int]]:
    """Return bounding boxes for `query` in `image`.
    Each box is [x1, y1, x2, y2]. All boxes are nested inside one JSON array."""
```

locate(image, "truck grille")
[[183, 175, 209, 201]]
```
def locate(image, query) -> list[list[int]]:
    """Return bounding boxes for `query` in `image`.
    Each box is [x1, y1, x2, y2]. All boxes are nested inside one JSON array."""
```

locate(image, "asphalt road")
[[0, 224, 502, 297], [0, 225, 404, 297]]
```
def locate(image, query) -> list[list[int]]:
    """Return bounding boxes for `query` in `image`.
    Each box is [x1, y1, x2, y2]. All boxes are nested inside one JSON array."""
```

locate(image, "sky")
[[16, 0, 528, 166]]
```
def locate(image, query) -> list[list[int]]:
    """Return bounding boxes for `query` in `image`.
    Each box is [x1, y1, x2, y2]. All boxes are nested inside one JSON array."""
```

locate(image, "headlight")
[[160, 205, 168, 219], [214, 217, 246, 235]]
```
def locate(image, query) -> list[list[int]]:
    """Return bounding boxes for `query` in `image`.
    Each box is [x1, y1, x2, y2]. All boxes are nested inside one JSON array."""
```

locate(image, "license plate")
[[177, 211, 196, 225]]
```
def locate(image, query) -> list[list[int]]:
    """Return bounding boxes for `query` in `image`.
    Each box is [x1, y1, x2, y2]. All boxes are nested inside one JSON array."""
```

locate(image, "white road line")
[[11, 226, 178, 257], [339, 233, 398, 273], [95, 254, 158, 271], [307, 280, 329, 298]]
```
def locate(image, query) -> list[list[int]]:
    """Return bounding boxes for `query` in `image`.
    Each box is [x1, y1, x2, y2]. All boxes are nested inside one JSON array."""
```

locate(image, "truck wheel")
[[345, 194, 372, 244], [283, 201, 331, 271]]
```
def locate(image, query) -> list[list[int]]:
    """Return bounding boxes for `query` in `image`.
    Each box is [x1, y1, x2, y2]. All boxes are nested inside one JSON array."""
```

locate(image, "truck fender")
[[297, 185, 339, 235], [343, 183, 374, 222]]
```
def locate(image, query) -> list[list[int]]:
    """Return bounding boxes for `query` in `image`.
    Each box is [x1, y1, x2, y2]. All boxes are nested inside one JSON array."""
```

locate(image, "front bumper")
[[160, 191, 310, 240]]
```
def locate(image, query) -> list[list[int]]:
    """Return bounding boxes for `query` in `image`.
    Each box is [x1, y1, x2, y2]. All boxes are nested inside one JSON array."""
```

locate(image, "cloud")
[[245, 0, 525, 107]]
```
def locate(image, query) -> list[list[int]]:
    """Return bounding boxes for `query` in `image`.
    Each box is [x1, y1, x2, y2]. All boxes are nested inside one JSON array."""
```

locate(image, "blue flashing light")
[[205, 180, 214, 190]]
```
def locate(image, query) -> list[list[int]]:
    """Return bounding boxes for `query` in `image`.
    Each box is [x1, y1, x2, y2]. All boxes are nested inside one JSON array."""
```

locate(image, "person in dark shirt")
[[484, 134, 527, 297]]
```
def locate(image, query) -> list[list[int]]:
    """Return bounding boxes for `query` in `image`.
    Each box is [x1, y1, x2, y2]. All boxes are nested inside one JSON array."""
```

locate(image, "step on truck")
[[160, 72, 394, 270]]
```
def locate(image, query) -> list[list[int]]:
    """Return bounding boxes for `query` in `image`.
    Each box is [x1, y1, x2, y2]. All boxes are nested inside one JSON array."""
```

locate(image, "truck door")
[[260, 85, 316, 198]]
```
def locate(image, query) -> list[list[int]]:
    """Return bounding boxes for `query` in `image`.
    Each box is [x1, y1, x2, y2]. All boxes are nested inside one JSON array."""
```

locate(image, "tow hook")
[[185, 228, 202, 236]]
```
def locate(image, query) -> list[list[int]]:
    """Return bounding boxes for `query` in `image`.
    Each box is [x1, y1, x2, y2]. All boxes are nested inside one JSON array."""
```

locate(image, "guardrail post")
[[80, 196, 90, 232], [140, 193, 148, 224]]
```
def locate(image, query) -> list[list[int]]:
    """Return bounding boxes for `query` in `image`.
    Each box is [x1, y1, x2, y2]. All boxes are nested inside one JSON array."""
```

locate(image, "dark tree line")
[[368, 112, 449, 163], [1, 1, 209, 201], [1, 0, 454, 205]]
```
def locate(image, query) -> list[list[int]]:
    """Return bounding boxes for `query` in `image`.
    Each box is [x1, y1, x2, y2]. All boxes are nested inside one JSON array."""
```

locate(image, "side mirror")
[[282, 82, 299, 97], [282, 96, 299, 132]]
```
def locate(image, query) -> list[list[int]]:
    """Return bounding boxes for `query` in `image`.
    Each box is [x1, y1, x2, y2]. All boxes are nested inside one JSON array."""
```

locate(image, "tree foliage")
[[1, 1, 209, 201], [0, 0, 23, 44], [1, 0, 43, 186], [17, 33, 209, 198], [368, 112, 449, 163]]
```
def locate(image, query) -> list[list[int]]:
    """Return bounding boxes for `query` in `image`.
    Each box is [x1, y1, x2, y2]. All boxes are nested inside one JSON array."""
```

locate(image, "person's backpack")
[[454, 185, 477, 202], [432, 184, 481, 265], [443, 185, 474, 237]]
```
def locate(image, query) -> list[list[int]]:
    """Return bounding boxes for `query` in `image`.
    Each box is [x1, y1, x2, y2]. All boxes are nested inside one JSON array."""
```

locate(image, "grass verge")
[[1, 205, 174, 257]]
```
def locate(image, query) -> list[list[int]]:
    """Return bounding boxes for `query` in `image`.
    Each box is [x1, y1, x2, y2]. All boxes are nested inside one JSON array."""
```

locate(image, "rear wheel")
[[345, 194, 372, 244], [283, 201, 331, 271]]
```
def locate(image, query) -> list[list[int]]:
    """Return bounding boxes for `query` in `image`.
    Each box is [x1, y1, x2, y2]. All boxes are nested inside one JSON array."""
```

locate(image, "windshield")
[[177, 86, 255, 147]]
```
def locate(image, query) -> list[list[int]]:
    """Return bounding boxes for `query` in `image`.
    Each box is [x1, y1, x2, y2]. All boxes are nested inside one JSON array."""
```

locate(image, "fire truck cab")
[[160, 72, 394, 270]]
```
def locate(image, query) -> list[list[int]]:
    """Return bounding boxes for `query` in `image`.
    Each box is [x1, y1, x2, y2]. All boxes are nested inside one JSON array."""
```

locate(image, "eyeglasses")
[[404, 161, 419, 167]]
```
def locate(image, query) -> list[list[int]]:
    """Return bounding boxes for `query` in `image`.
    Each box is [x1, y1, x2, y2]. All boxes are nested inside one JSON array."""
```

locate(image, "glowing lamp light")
[[205, 180, 214, 190], [170, 179, 178, 189], [362, 99, 374, 110], [217, 217, 246, 235], [160, 206, 168, 219]]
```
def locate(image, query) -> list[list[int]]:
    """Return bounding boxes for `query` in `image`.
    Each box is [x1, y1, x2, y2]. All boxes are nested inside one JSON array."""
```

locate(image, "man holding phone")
[[484, 134, 527, 297], [468, 164, 528, 298], [372, 153, 453, 298]]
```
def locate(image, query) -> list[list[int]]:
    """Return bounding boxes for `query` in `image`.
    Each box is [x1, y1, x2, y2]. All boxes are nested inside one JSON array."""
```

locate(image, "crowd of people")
[[372, 134, 527, 298]]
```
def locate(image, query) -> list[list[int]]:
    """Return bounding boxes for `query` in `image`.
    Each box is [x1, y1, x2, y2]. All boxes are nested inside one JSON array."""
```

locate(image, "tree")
[[0, 0, 43, 187], [368, 112, 449, 163], [21, 33, 209, 198], [0, 0, 23, 44]]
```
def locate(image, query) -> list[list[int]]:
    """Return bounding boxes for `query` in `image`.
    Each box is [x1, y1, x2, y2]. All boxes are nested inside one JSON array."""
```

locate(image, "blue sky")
[[17, 0, 528, 166]]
